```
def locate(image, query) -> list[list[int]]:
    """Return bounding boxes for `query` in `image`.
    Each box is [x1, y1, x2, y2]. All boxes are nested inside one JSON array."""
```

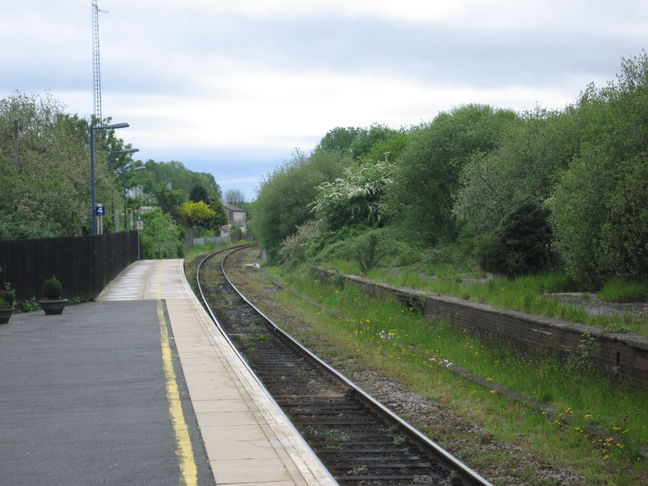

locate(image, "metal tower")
[[91, 0, 103, 125]]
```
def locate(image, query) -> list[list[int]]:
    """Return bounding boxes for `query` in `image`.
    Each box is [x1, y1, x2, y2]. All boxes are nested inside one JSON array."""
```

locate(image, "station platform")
[[0, 259, 336, 486]]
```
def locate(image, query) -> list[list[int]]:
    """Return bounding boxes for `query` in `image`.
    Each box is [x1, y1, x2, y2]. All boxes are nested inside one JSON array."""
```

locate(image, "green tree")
[[133, 160, 221, 202], [189, 185, 209, 204], [153, 185, 186, 215], [140, 209, 184, 258], [317, 127, 362, 154], [251, 150, 348, 257], [454, 108, 581, 235], [476, 202, 553, 277], [349, 124, 399, 160], [359, 130, 410, 164], [390, 104, 518, 243], [0, 212, 54, 239], [549, 52, 648, 285], [208, 195, 228, 229], [316, 124, 400, 161], [599, 155, 648, 281], [0, 92, 120, 237]]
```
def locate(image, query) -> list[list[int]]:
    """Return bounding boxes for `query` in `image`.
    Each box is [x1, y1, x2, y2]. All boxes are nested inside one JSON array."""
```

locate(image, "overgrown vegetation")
[[251, 52, 648, 311], [599, 278, 648, 304], [474, 202, 554, 278], [255, 262, 648, 484], [140, 209, 184, 259]]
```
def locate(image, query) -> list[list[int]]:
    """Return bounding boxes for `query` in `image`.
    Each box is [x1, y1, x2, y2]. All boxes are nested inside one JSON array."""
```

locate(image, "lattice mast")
[[91, 0, 102, 125]]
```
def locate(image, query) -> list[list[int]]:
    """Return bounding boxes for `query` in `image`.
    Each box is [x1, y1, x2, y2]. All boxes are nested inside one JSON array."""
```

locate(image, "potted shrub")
[[39, 275, 68, 315]]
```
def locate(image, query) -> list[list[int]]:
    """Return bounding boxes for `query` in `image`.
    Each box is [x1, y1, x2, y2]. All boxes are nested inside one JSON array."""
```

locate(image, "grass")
[[319, 260, 648, 336], [599, 277, 648, 303], [184, 239, 252, 259], [265, 265, 648, 484]]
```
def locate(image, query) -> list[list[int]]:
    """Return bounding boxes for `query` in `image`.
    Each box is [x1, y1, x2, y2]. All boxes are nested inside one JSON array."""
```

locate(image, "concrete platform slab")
[[98, 258, 337, 486], [0, 300, 213, 486]]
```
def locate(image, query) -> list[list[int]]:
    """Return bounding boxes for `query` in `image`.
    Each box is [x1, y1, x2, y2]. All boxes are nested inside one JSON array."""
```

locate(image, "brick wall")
[[314, 268, 648, 388]]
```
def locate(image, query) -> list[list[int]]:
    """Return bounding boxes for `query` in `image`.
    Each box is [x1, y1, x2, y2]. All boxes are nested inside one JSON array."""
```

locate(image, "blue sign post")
[[89, 122, 129, 235], [95, 204, 105, 234]]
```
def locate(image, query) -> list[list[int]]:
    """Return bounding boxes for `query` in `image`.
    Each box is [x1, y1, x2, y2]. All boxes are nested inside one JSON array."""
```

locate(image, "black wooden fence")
[[0, 231, 139, 302]]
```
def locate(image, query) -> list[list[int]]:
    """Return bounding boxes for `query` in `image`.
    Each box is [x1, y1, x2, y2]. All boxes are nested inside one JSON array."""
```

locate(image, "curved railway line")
[[195, 244, 494, 486]]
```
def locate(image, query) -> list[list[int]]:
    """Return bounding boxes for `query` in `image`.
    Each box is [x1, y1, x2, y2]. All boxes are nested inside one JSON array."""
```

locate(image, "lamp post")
[[108, 148, 139, 231], [108, 148, 140, 166], [90, 122, 129, 235], [117, 164, 145, 230]]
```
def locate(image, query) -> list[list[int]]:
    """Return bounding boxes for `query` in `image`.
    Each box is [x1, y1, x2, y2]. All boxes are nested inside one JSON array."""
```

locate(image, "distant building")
[[221, 203, 247, 238], [125, 186, 145, 199]]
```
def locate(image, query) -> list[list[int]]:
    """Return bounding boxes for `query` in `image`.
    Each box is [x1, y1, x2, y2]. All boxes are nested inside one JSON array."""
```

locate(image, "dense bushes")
[[253, 52, 647, 292], [454, 109, 581, 235], [475, 203, 553, 277], [548, 53, 648, 285], [140, 209, 184, 259], [251, 150, 349, 258], [390, 104, 519, 243]]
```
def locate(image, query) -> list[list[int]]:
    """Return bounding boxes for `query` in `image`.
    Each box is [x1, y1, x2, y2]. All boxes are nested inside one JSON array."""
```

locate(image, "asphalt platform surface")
[[0, 300, 213, 485]]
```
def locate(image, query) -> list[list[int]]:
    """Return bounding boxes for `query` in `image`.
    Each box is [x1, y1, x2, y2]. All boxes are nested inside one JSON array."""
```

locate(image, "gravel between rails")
[[218, 247, 588, 486]]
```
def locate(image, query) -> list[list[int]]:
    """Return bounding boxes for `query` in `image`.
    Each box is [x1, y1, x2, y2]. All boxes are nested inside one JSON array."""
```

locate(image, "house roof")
[[223, 203, 245, 212]]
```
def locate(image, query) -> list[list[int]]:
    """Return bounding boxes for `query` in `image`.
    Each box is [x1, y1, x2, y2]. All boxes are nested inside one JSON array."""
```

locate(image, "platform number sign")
[[95, 205, 105, 217]]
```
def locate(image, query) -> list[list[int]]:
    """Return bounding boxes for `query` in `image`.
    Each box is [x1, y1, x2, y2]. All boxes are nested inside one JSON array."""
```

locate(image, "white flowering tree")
[[311, 160, 393, 231]]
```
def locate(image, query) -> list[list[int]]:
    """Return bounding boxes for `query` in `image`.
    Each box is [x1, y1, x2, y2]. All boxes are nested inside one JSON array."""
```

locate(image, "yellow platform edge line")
[[157, 286, 198, 484]]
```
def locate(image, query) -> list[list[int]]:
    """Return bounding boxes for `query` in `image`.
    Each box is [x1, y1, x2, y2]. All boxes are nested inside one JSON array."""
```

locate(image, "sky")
[[1, 1, 647, 201]]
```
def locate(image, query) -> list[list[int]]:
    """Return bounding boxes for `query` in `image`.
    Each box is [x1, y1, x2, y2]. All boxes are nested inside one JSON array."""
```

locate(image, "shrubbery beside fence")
[[0, 231, 139, 302]]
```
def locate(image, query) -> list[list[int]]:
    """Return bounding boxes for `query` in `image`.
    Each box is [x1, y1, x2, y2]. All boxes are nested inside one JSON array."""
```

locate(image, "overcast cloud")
[[1, 0, 646, 200]]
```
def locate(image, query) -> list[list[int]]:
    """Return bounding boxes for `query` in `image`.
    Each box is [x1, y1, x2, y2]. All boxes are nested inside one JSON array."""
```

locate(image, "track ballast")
[[196, 245, 493, 486]]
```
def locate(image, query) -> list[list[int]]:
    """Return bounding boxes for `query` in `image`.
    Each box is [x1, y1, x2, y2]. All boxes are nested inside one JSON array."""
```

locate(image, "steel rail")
[[194, 244, 339, 485], [217, 246, 495, 486]]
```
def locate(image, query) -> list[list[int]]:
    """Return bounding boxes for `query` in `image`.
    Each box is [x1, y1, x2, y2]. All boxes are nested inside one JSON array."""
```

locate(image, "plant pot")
[[39, 299, 68, 316], [0, 306, 14, 324]]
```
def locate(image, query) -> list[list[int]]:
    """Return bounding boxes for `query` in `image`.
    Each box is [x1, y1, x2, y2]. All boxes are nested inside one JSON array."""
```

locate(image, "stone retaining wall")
[[314, 268, 648, 388]]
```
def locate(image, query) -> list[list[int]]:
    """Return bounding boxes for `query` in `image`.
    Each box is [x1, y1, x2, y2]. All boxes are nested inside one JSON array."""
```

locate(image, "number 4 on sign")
[[95, 206, 105, 216]]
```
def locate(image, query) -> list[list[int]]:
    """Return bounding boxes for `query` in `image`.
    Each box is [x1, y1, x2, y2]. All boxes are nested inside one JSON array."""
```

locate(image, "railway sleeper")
[[277, 403, 362, 411], [316, 448, 414, 455], [303, 429, 401, 440], [334, 473, 449, 483], [285, 410, 370, 417], [328, 459, 435, 468], [295, 419, 382, 426], [283, 407, 366, 414]]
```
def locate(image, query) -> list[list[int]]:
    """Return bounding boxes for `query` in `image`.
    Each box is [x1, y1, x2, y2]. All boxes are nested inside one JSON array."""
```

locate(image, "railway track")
[[196, 245, 494, 486]]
